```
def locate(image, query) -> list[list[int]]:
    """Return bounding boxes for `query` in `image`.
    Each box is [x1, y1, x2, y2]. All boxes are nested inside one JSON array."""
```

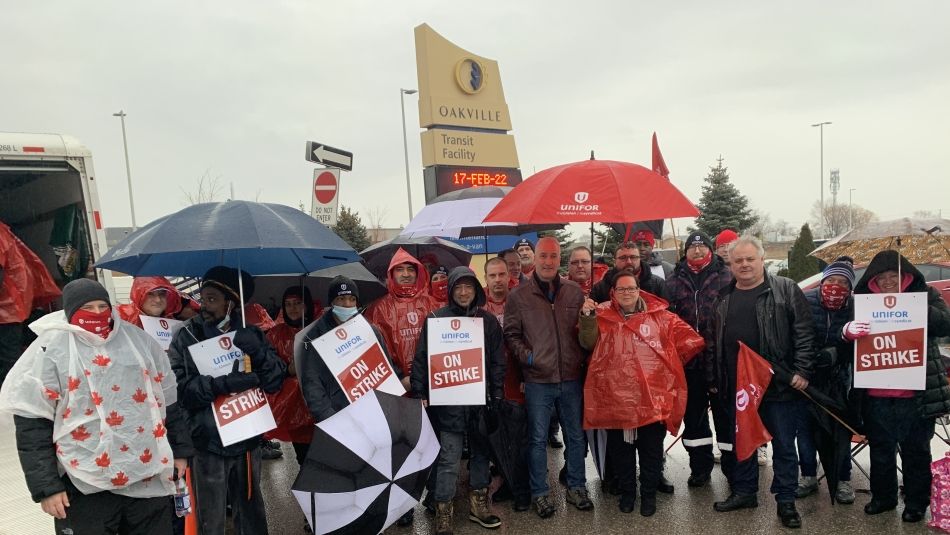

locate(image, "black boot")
[[619, 493, 636, 514], [657, 474, 674, 494], [640, 494, 656, 517], [776, 502, 801, 529], [713, 493, 758, 512]]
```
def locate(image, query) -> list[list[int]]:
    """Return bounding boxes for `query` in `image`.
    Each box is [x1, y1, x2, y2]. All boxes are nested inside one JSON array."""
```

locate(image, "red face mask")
[[71, 308, 113, 339], [431, 279, 448, 302], [687, 250, 713, 273], [819, 282, 849, 310], [393, 283, 417, 298]]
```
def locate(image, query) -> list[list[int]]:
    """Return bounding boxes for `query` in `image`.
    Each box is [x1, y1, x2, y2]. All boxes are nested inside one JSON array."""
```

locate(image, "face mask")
[[687, 250, 713, 273], [393, 283, 417, 298], [71, 308, 113, 339], [431, 279, 448, 302], [819, 282, 849, 310], [212, 301, 233, 331], [333, 306, 359, 322]]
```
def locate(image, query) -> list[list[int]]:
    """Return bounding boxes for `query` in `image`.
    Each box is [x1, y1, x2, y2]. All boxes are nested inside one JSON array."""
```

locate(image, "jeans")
[[433, 430, 491, 502], [794, 404, 852, 480], [721, 399, 803, 503], [866, 397, 935, 510], [525, 380, 587, 497]]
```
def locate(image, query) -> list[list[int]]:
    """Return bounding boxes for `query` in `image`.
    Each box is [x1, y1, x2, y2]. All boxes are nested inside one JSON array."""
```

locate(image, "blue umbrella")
[[96, 201, 360, 277]]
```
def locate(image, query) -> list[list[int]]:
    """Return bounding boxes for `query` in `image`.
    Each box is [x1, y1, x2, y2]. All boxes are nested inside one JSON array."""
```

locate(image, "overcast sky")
[[5, 1, 949, 239]]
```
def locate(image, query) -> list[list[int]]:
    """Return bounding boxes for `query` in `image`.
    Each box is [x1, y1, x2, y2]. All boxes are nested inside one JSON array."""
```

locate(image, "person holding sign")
[[117, 276, 184, 328], [579, 269, 705, 516], [168, 266, 286, 535], [298, 276, 401, 422], [851, 250, 950, 523], [0, 279, 193, 533], [410, 267, 506, 535]]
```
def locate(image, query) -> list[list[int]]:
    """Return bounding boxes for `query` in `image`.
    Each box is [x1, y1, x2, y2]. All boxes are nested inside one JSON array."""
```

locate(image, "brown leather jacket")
[[503, 274, 587, 384]]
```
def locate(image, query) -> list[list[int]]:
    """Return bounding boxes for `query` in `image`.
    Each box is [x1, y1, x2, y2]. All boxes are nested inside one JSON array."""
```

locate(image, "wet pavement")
[[2, 412, 948, 534]]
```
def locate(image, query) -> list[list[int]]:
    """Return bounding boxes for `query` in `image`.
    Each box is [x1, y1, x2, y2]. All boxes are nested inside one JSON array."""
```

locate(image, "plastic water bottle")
[[174, 477, 192, 518]]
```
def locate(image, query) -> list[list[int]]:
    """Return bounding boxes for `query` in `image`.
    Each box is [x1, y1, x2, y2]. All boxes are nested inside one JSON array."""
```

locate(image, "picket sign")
[[427, 317, 486, 406], [139, 315, 183, 351], [853, 292, 928, 390], [310, 314, 404, 402]]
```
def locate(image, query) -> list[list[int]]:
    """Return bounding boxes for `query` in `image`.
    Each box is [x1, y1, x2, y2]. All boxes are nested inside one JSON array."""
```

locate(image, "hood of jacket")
[[602, 289, 668, 322], [854, 250, 926, 294], [446, 266, 486, 313], [129, 276, 183, 317], [386, 247, 430, 297]]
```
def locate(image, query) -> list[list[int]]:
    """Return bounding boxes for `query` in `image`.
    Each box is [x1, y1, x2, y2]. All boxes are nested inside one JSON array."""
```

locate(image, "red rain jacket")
[[265, 323, 315, 443], [580, 291, 705, 434], [364, 248, 440, 377], [117, 277, 183, 328], [0, 222, 60, 324]]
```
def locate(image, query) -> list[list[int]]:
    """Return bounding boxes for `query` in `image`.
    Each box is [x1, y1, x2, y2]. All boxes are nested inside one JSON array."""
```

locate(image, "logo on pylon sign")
[[455, 58, 485, 94]]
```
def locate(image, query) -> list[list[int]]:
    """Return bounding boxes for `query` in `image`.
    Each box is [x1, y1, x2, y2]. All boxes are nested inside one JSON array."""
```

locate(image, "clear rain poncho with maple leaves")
[[0, 310, 179, 498]]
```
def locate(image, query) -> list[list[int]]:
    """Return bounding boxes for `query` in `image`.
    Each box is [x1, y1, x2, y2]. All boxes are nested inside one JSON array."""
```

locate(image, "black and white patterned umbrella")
[[292, 390, 439, 534]]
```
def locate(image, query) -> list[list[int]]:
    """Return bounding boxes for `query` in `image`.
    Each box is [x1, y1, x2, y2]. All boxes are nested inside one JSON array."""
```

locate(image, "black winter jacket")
[[297, 311, 400, 422], [713, 273, 816, 401], [590, 267, 668, 304], [803, 287, 853, 367], [168, 316, 286, 456], [411, 269, 505, 433], [852, 251, 950, 419], [667, 255, 733, 376]]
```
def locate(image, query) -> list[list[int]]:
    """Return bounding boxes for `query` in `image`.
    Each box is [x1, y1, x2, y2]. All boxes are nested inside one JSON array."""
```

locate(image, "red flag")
[[651, 132, 670, 179], [735, 341, 774, 462]]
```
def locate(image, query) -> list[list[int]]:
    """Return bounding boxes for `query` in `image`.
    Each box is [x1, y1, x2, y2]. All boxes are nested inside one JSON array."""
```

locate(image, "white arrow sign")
[[305, 141, 353, 171]]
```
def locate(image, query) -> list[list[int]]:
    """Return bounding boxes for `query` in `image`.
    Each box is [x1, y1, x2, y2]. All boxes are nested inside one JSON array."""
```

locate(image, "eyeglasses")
[[615, 255, 641, 262], [569, 260, 591, 266], [614, 287, 640, 294]]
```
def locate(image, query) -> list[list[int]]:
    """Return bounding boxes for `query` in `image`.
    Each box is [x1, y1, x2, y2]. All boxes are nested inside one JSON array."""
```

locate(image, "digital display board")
[[424, 165, 522, 203]]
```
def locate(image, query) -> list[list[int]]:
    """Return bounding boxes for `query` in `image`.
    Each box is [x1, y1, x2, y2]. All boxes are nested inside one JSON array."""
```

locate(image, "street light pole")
[[849, 188, 856, 230], [811, 121, 831, 237], [113, 110, 137, 230], [400, 88, 418, 222]]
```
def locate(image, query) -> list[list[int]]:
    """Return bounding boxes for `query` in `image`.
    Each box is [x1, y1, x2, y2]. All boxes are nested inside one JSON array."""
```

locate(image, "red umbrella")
[[482, 159, 699, 224]]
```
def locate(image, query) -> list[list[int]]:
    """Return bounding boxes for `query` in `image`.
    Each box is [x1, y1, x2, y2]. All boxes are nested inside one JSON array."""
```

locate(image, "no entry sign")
[[311, 168, 341, 226]]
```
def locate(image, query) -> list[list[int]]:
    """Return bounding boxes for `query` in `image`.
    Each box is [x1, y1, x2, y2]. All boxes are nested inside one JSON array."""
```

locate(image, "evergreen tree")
[[592, 224, 622, 260], [332, 205, 371, 252], [692, 157, 758, 237], [787, 223, 819, 282]]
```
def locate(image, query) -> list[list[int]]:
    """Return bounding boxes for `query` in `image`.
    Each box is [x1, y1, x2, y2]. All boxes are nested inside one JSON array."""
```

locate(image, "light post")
[[849, 188, 856, 231], [400, 88, 418, 222], [811, 121, 831, 237], [113, 110, 137, 230]]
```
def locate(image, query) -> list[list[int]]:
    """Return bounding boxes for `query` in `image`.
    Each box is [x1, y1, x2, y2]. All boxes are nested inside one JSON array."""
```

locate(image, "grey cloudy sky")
[[5, 1, 950, 237]]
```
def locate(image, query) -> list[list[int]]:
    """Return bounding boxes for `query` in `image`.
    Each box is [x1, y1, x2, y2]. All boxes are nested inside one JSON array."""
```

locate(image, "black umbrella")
[[250, 262, 388, 313], [360, 236, 472, 281], [771, 361, 858, 504], [475, 401, 528, 494], [292, 390, 440, 534]]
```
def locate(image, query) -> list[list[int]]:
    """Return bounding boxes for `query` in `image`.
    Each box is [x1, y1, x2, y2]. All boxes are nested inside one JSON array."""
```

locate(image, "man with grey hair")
[[710, 235, 815, 529]]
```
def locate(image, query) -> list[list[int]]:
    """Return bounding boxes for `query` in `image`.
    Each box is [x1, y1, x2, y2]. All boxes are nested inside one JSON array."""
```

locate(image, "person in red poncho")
[[364, 248, 440, 389], [567, 246, 594, 297], [429, 265, 449, 307], [0, 221, 61, 384], [117, 277, 184, 328], [578, 269, 704, 517], [264, 286, 317, 467]]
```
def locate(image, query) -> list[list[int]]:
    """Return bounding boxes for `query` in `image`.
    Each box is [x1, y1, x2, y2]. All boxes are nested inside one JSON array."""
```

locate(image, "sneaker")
[[835, 481, 855, 504], [533, 495, 556, 518], [795, 476, 819, 499], [565, 488, 594, 511], [757, 446, 768, 466]]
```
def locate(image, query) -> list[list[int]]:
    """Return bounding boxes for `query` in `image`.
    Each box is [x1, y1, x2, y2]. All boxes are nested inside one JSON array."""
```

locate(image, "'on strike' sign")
[[427, 317, 486, 406], [853, 292, 928, 390]]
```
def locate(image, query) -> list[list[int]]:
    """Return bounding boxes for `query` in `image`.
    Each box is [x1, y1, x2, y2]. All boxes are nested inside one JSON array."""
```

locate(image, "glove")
[[232, 328, 263, 357], [842, 321, 870, 341], [211, 360, 260, 395]]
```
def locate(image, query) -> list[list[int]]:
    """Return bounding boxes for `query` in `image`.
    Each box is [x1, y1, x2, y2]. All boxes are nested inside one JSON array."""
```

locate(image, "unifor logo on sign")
[[219, 337, 232, 350], [451, 319, 461, 331], [884, 296, 897, 309], [335, 328, 347, 340], [159, 319, 169, 330]]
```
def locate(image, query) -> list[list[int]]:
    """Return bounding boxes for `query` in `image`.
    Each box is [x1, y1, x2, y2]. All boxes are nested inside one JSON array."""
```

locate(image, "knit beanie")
[[327, 275, 360, 304], [684, 231, 713, 254], [201, 266, 254, 304], [63, 279, 112, 320], [821, 259, 856, 288], [715, 229, 739, 248], [514, 238, 534, 251]]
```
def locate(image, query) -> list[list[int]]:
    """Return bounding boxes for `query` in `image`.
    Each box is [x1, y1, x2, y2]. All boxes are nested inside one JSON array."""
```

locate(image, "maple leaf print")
[[95, 452, 110, 468], [111, 472, 129, 486], [120, 444, 129, 452], [69, 459, 79, 468], [62, 407, 71, 419], [92, 354, 111, 367], [153, 372, 165, 383], [132, 388, 148, 403], [84, 408, 94, 416], [139, 448, 152, 464], [67, 376, 81, 392], [44, 387, 60, 401], [152, 422, 166, 438], [105, 410, 124, 427], [90, 391, 103, 406], [70, 426, 91, 442], [111, 384, 121, 392]]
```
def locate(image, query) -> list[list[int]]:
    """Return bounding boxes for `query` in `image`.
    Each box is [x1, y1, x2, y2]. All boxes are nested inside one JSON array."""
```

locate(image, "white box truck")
[[0, 132, 115, 302]]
